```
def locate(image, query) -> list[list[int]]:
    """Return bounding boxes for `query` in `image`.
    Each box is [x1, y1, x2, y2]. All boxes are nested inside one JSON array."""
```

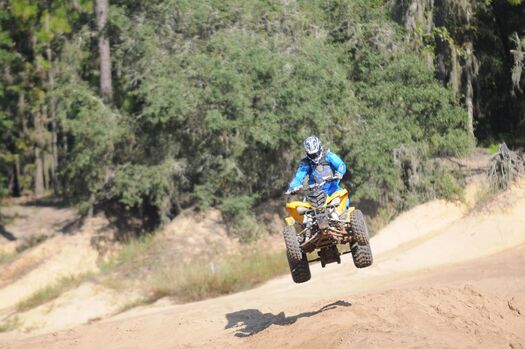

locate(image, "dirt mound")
[[371, 199, 465, 257], [160, 208, 240, 261], [13, 282, 140, 335], [0, 201, 119, 335], [1, 175, 524, 348], [0, 213, 118, 311], [240, 243, 525, 349], [0, 207, 277, 337], [4, 244, 524, 349], [242, 285, 524, 349]]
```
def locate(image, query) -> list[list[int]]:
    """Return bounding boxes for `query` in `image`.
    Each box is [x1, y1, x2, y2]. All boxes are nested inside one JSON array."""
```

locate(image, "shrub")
[[148, 250, 288, 303]]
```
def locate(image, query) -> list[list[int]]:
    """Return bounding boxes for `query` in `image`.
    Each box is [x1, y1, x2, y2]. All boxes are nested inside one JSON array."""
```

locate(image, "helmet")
[[303, 135, 323, 164]]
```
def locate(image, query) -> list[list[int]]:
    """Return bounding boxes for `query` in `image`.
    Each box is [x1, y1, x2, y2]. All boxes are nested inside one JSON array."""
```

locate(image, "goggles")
[[306, 150, 322, 162]]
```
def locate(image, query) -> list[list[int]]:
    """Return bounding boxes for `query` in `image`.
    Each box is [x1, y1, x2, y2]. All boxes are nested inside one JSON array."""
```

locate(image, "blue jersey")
[[288, 151, 346, 196]]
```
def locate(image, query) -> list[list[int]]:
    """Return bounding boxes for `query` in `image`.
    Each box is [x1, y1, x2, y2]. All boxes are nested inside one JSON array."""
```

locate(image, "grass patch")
[[96, 230, 288, 310], [116, 297, 155, 314], [0, 316, 20, 333], [16, 274, 90, 312], [0, 251, 16, 266], [469, 185, 499, 214], [148, 249, 288, 303], [16, 234, 49, 253], [487, 143, 500, 155], [95, 233, 160, 293], [0, 213, 17, 225], [98, 234, 156, 274]]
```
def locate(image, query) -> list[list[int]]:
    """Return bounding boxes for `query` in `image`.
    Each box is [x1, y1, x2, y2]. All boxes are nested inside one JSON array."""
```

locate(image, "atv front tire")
[[283, 226, 311, 283], [348, 209, 373, 268]]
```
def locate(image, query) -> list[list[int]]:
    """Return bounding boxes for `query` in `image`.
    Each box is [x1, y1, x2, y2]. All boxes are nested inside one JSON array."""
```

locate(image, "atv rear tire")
[[283, 226, 311, 283], [348, 209, 373, 268]]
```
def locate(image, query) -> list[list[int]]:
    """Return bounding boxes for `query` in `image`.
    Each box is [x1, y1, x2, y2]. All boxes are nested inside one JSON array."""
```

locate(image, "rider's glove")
[[333, 173, 343, 180], [285, 187, 300, 195]]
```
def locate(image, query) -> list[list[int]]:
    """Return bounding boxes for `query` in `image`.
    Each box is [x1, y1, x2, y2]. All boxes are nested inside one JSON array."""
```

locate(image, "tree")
[[94, 0, 112, 101], [0, 0, 497, 234], [389, 0, 525, 143]]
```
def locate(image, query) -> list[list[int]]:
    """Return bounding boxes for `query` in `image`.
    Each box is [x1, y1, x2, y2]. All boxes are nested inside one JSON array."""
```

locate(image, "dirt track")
[[1, 177, 525, 349], [4, 245, 524, 349]]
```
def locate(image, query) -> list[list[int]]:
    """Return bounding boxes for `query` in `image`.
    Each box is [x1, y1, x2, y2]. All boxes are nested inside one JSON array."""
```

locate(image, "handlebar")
[[285, 175, 341, 195]]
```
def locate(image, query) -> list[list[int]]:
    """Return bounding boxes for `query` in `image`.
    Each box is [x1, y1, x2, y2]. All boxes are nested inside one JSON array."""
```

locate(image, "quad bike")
[[283, 177, 373, 283]]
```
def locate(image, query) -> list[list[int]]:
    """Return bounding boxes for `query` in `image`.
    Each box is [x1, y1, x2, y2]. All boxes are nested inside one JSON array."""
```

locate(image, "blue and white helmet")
[[303, 135, 323, 164]]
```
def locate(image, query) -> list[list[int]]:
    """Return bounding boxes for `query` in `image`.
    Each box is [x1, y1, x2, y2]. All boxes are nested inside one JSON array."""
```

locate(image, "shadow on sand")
[[0, 224, 16, 241], [225, 300, 352, 337]]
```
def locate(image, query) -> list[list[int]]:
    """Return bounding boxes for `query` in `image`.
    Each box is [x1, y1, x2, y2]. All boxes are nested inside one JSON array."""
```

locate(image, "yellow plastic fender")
[[286, 189, 352, 223], [345, 206, 356, 221], [285, 217, 295, 226], [285, 201, 313, 223], [326, 189, 349, 214]]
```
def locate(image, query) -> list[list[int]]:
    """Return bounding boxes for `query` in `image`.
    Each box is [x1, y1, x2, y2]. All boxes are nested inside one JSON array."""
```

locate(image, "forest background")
[[0, 0, 524, 238]]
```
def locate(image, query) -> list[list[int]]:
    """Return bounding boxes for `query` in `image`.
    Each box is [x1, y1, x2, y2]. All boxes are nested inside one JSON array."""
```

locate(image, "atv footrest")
[[317, 245, 340, 267], [308, 249, 351, 264]]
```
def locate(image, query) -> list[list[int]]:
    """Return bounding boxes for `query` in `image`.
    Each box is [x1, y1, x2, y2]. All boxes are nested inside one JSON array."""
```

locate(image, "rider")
[[286, 135, 346, 196]]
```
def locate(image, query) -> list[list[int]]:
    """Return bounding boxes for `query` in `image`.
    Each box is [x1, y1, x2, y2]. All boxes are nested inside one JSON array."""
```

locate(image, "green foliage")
[[470, 184, 499, 213], [98, 232, 288, 304], [101, 0, 472, 224], [15, 274, 91, 312], [487, 143, 500, 155], [0, 316, 20, 333], [0, 0, 488, 235], [98, 234, 156, 274], [219, 195, 258, 222], [427, 168, 464, 201], [56, 85, 129, 203], [148, 250, 288, 303], [466, 0, 525, 140], [219, 195, 266, 241]]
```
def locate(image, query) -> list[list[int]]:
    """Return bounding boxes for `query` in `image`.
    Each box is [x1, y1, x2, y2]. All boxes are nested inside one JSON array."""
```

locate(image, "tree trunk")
[[88, 193, 96, 217], [34, 147, 44, 197], [449, 48, 460, 96], [433, 0, 448, 85], [45, 9, 59, 191], [94, 0, 113, 102], [488, 143, 524, 190], [13, 155, 21, 197], [435, 38, 448, 85], [43, 152, 50, 191], [18, 93, 28, 136], [15, 94, 26, 196], [465, 44, 475, 139], [32, 32, 45, 197], [33, 106, 46, 197]]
